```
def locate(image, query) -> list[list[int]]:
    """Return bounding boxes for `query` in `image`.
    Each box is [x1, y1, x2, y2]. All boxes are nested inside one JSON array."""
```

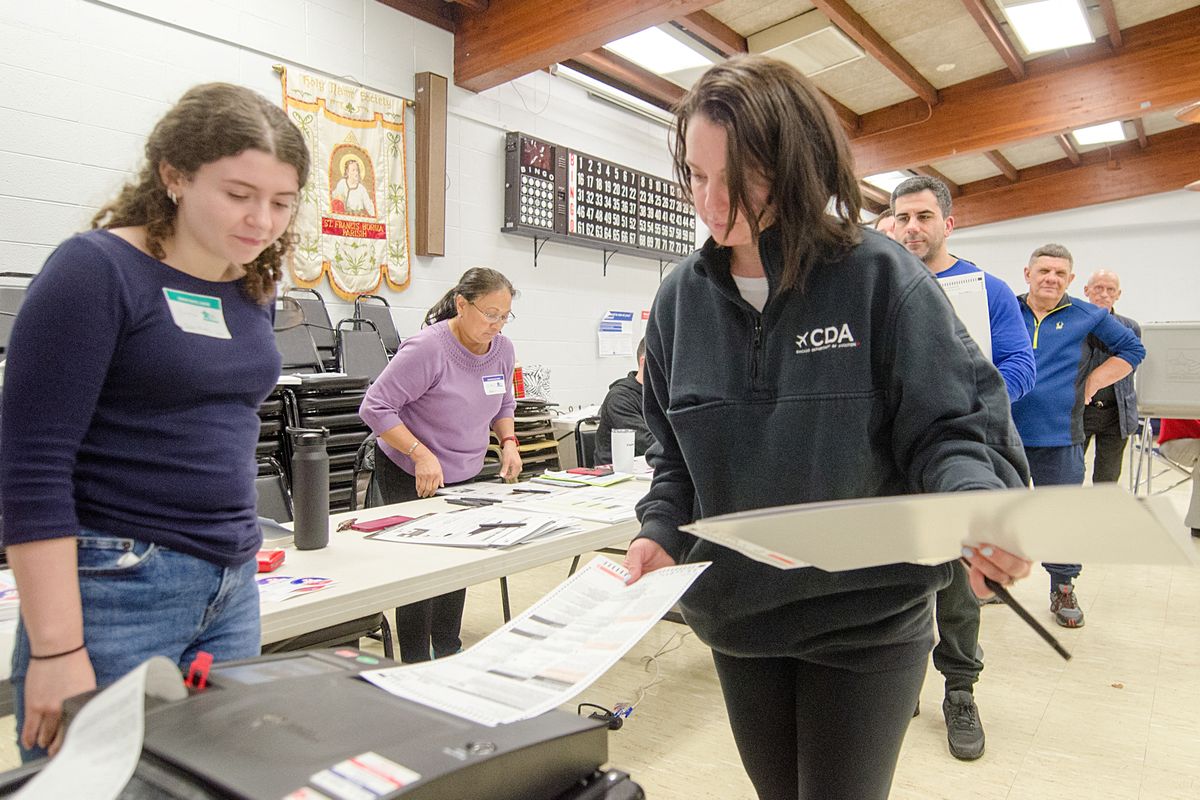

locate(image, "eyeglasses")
[[468, 300, 516, 324]]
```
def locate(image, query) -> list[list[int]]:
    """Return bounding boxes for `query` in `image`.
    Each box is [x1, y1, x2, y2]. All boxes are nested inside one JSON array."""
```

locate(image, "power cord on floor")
[[577, 629, 692, 731]]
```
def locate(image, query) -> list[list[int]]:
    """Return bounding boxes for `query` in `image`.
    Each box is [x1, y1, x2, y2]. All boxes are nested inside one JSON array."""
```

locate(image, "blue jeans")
[[1025, 445, 1085, 590], [11, 531, 261, 762]]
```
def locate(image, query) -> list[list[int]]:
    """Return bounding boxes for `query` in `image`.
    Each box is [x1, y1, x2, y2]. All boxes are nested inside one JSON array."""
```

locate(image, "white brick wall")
[[0, 0, 686, 406]]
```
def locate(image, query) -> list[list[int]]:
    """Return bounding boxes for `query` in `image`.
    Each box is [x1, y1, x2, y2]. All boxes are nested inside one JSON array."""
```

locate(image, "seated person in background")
[[1158, 419, 1200, 538], [594, 337, 656, 465]]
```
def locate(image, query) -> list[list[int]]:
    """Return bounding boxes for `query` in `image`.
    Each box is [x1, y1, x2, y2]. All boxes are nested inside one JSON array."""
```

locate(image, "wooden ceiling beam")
[[850, 7, 1200, 175], [862, 196, 887, 215], [824, 94, 861, 134], [1132, 118, 1148, 149], [453, 0, 715, 92], [1054, 134, 1081, 165], [951, 125, 1200, 228], [912, 165, 960, 197], [1096, 0, 1122, 49], [984, 150, 1018, 182], [959, 0, 1025, 81], [673, 10, 744, 56], [377, 0, 456, 32], [810, 0, 938, 105], [562, 48, 685, 110], [859, 181, 891, 206]]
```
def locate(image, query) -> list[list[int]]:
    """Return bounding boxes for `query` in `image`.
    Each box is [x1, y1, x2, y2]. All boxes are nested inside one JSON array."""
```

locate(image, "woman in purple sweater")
[[359, 267, 522, 662]]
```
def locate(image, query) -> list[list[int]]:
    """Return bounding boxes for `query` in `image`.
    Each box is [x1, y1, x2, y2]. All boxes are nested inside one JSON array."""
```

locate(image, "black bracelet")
[[29, 643, 86, 661]]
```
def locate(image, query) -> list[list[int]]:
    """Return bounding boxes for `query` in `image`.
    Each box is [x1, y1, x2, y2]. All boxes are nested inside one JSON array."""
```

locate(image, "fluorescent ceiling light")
[[748, 10, 865, 77], [1071, 120, 1126, 145], [863, 171, 911, 193], [1000, 0, 1093, 54], [552, 64, 675, 127], [606, 27, 713, 76]]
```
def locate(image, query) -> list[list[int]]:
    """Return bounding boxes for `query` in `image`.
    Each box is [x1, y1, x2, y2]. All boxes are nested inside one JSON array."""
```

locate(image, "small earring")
[[167, 189, 178, 205]]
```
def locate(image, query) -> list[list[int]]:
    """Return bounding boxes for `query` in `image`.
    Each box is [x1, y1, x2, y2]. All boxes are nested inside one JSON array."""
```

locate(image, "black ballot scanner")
[[0, 649, 644, 800]]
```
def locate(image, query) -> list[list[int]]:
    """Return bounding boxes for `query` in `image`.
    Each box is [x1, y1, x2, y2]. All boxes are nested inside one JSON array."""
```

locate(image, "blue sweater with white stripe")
[[1011, 293, 1145, 447]]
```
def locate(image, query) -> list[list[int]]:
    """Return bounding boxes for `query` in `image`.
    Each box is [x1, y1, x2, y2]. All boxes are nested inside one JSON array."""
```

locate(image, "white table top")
[[0, 495, 640, 681], [260, 496, 638, 644]]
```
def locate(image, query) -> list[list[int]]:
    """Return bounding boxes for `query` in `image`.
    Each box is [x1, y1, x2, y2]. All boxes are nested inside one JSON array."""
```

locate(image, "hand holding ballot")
[[622, 537, 679, 584]]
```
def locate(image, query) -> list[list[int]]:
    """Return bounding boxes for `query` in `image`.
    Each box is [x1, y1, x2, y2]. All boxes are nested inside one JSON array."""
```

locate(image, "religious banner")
[[279, 67, 411, 299]]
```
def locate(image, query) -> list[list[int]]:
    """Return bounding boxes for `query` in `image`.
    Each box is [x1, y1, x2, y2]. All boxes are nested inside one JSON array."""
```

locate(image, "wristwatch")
[[501, 435, 520, 447]]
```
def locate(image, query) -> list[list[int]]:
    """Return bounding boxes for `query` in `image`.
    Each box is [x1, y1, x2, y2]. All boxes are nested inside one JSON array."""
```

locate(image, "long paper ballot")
[[680, 484, 1195, 572]]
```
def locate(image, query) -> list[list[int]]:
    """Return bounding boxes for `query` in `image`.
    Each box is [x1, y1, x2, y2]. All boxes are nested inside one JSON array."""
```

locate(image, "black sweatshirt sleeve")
[[885, 273, 1031, 494]]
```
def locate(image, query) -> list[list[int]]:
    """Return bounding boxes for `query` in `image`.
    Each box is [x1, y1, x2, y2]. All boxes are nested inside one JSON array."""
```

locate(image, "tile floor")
[[2, 475, 1195, 799]]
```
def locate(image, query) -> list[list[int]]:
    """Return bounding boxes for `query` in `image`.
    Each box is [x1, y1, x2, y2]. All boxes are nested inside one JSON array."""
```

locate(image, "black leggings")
[[372, 444, 474, 662], [711, 651, 927, 800]]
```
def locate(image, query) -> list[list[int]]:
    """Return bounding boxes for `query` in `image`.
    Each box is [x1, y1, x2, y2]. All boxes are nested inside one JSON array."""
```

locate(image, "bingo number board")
[[502, 131, 696, 262]]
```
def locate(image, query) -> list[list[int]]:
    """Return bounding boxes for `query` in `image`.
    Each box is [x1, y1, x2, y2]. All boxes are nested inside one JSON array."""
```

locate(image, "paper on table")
[[510, 484, 643, 523], [16, 656, 186, 800], [680, 484, 1196, 572], [938, 271, 991, 360], [257, 575, 335, 602], [533, 469, 635, 488], [366, 507, 580, 548], [435, 483, 570, 502], [360, 557, 708, 726]]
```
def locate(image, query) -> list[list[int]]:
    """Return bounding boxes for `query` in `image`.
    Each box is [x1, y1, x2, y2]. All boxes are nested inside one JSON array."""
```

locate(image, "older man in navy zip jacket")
[[1081, 269, 1141, 484], [1012, 244, 1146, 629]]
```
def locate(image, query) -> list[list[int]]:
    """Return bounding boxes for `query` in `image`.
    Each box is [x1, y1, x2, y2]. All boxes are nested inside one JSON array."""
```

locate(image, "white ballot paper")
[[17, 656, 186, 800], [511, 484, 644, 523], [367, 507, 581, 548], [938, 271, 991, 360], [681, 484, 1195, 572], [361, 557, 709, 726]]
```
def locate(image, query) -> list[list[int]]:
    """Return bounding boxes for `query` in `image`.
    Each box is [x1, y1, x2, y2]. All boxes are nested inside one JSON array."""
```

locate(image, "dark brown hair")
[[92, 83, 310, 304], [425, 268, 516, 327], [671, 55, 862, 292]]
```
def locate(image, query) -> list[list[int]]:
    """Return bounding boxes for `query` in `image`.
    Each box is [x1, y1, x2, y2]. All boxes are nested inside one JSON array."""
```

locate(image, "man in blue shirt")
[[891, 176, 1036, 762], [1013, 244, 1146, 629]]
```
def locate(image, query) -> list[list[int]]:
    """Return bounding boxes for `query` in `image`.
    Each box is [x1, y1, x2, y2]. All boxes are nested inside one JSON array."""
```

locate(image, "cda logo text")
[[795, 323, 858, 354]]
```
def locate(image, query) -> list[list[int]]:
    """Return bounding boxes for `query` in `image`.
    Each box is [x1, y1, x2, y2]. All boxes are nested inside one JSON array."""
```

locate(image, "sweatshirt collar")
[[693, 226, 784, 307]]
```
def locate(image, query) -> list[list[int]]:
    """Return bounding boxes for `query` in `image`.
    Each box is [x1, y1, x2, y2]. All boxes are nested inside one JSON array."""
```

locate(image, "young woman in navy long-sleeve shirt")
[[0, 83, 309, 760]]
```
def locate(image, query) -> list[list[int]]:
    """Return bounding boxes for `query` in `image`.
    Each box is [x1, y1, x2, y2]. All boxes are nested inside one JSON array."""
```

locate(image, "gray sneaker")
[[1050, 583, 1085, 628], [943, 690, 985, 760]]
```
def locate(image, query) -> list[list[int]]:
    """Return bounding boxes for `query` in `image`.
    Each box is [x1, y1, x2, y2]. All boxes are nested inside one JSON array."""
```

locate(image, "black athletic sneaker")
[[943, 690, 985, 760], [1051, 583, 1085, 628]]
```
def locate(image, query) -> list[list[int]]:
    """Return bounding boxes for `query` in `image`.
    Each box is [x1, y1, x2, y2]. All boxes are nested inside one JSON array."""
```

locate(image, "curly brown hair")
[[670, 55, 862, 293], [92, 83, 310, 304]]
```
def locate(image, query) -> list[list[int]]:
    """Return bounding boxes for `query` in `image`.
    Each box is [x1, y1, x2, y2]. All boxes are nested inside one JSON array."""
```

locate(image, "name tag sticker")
[[162, 288, 231, 339], [482, 374, 506, 395]]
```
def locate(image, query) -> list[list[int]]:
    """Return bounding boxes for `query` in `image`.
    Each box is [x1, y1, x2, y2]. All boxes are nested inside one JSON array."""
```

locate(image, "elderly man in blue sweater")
[[1013, 244, 1146, 629], [892, 175, 1036, 762]]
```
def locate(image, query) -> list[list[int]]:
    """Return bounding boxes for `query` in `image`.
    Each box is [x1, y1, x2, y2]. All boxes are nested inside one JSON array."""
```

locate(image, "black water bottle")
[[290, 428, 330, 550]]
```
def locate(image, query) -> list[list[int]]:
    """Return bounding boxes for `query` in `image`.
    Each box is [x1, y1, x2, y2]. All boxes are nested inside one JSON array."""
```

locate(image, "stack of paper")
[[532, 469, 634, 488], [366, 507, 581, 548], [511, 485, 643, 523]]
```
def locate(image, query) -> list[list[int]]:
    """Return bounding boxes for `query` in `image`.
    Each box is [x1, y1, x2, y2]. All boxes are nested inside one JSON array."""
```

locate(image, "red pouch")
[[349, 515, 414, 532]]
